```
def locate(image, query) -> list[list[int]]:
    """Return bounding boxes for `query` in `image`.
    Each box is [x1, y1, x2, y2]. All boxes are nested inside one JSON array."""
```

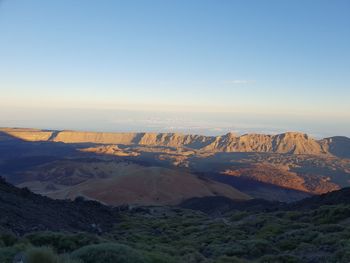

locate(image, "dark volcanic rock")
[[0, 177, 118, 235]]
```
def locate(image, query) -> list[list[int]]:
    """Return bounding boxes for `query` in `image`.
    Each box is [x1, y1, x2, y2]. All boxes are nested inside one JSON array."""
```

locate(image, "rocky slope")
[[1, 128, 349, 157]]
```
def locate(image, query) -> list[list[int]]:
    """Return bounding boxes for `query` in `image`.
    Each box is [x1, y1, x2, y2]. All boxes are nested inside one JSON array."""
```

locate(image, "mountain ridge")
[[1, 127, 349, 157]]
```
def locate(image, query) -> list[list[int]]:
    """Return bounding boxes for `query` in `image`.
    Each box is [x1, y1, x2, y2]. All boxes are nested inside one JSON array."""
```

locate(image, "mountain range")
[[1, 127, 350, 157], [0, 127, 349, 205]]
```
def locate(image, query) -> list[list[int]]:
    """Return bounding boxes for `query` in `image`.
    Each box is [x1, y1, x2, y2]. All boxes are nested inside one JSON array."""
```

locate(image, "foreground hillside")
[[2, 178, 350, 262], [0, 177, 118, 234]]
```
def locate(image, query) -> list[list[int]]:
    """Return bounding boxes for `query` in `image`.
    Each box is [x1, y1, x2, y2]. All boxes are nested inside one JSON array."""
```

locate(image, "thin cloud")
[[224, 80, 253, 85]]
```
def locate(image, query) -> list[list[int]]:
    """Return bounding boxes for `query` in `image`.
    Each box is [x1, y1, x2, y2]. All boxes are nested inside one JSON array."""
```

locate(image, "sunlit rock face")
[[1, 128, 347, 157]]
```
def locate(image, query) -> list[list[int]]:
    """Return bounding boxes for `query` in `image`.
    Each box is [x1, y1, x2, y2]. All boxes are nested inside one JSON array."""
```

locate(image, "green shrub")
[[57, 255, 82, 263], [334, 248, 350, 262], [25, 247, 59, 263], [180, 250, 206, 263], [142, 251, 176, 263], [24, 247, 81, 263], [294, 242, 316, 253], [313, 224, 345, 233], [283, 211, 303, 221], [223, 243, 246, 257], [230, 211, 250, 221], [0, 233, 18, 247], [241, 239, 277, 257], [259, 254, 302, 263], [278, 239, 299, 251], [277, 229, 319, 251], [71, 243, 146, 263], [25, 232, 100, 253], [0, 246, 23, 263], [256, 223, 284, 239], [312, 233, 343, 249], [216, 255, 249, 262], [312, 205, 350, 224]]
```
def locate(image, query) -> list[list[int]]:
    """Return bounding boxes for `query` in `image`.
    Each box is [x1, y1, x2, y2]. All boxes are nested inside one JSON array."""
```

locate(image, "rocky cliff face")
[[201, 132, 326, 154], [1, 128, 348, 157], [0, 128, 53, 142]]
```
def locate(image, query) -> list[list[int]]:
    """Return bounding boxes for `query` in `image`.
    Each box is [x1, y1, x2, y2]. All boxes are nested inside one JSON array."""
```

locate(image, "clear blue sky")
[[0, 0, 349, 137]]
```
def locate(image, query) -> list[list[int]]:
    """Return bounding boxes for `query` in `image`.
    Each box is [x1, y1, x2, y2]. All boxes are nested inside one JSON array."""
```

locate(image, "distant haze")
[[0, 106, 349, 138], [0, 1, 349, 137]]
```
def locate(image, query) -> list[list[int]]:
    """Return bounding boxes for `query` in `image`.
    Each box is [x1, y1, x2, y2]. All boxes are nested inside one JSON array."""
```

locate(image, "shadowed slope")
[[320, 136, 350, 158], [0, 177, 118, 234], [180, 186, 350, 214]]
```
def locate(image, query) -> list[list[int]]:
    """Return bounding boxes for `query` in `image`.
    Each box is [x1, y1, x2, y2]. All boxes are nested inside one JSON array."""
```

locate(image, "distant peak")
[[224, 132, 238, 138]]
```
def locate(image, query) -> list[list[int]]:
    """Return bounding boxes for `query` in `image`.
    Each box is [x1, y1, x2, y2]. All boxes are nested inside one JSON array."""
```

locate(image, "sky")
[[0, 0, 349, 137]]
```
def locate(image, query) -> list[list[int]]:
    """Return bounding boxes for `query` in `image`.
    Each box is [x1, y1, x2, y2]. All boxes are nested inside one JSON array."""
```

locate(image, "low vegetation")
[[2, 203, 350, 262]]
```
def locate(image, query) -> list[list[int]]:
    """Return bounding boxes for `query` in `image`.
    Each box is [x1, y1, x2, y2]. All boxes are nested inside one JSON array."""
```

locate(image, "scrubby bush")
[[216, 255, 249, 262], [241, 239, 278, 257], [25, 247, 59, 263], [312, 233, 343, 250], [142, 251, 176, 263], [277, 229, 319, 251], [294, 242, 316, 253], [312, 205, 350, 224], [71, 243, 146, 263], [23, 246, 81, 263], [59, 255, 82, 263], [230, 211, 250, 221], [313, 224, 345, 233], [283, 211, 303, 221], [0, 233, 18, 247], [334, 248, 350, 262], [259, 254, 302, 263], [223, 243, 246, 257], [4, 202, 350, 262], [25, 232, 100, 253], [277, 239, 299, 251], [0, 246, 23, 263], [256, 223, 284, 239], [180, 249, 206, 263]]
